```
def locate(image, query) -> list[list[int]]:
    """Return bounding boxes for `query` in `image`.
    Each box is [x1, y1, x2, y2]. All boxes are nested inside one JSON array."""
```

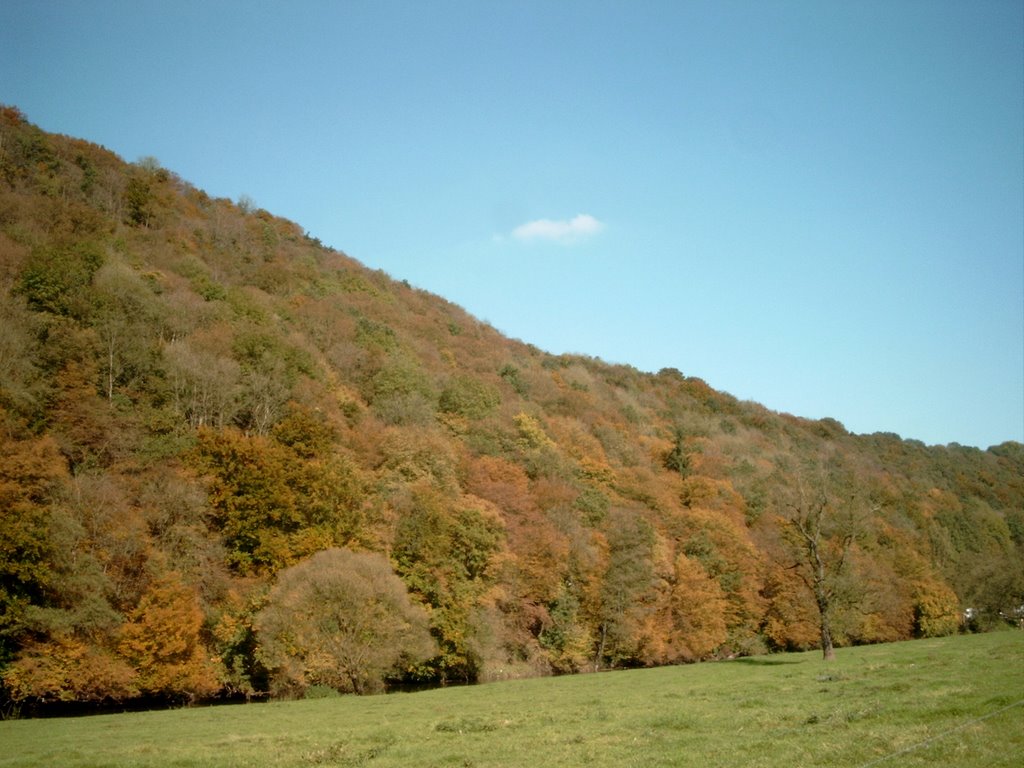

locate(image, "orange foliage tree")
[[117, 572, 219, 701], [658, 553, 729, 662], [0, 421, 67, 661], [3, 635, 137, 703]]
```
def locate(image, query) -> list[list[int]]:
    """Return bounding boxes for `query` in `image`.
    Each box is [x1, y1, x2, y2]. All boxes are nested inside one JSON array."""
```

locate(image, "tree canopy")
[[256, 548, 435, 695]]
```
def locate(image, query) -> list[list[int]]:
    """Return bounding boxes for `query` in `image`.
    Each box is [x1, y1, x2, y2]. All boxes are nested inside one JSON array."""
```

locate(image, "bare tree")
[[776, 456, 866, 661], [164, 339, 241, 428]]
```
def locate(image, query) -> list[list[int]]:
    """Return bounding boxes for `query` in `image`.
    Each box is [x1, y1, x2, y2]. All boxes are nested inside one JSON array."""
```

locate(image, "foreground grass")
[[2, 631, 1021, 767]]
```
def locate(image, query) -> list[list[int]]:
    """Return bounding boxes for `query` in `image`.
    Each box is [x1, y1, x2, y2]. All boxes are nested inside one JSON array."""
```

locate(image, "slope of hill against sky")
[[2, 0, 1021, 447]]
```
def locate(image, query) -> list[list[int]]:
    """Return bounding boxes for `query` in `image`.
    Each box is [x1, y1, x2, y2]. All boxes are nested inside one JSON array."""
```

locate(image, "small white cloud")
[[511, 214, 605, 244]]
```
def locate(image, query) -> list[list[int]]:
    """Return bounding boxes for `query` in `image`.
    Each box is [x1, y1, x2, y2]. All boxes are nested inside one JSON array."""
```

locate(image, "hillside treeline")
[[1, 107, 1021, 710]]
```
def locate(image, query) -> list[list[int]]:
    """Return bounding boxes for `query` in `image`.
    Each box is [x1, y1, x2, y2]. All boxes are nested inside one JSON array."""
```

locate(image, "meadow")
[[1, 631, 1021, 768]]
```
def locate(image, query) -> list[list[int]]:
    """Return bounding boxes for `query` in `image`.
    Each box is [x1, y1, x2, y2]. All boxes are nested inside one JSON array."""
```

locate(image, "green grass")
[[2, 631, 1021, 767]]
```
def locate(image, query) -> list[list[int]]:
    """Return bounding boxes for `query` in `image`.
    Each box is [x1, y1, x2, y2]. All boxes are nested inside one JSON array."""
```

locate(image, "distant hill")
[[1, 106, 1021, 709]]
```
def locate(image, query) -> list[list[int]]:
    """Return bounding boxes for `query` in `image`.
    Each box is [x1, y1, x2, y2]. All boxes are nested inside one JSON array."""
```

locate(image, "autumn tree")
[[535, 512, 605, 673], [135, 469, 225, 598], [231, 331, 312, 435], [0, 425, 66, 662], [659, 553, 729, 662], [911, 576, 961, 638], [163, 326, 242, 429], [758, 561, 821, 651], [2, 110, 1024, 708], [166, 339, 242, 427], [674, 483, 766, 648], [0, 434, 146, 707], [193, 422, 364, 573], [3, 635, 137, 705], [193, 428, 297, 572], [118, 571, 219, 701], [255, 548, 435, 695]]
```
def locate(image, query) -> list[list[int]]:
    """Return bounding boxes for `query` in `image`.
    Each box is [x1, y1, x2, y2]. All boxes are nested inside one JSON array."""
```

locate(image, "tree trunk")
[[812, 545, 836, 661], [818, 597, 836, 661], [107, 335, 116, 401], [821, 629, 835, 661]]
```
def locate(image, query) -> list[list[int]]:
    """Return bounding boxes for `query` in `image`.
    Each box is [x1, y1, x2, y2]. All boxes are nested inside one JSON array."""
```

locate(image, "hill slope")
[[1, 106, 1022, 707]]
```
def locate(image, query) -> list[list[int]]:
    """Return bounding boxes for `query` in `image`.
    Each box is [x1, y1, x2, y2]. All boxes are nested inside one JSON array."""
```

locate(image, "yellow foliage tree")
[[912, 577, 961, 637], [3, 635, 137, 703], [118, 572, 219, 700]]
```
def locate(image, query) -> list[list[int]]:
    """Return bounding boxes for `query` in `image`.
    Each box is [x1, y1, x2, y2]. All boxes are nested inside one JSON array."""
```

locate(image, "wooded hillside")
[[1, 106, 1021, 709]]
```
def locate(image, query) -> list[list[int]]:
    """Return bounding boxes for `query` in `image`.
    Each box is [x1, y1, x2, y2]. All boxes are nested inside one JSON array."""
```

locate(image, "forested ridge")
[[1, 106, 1021, 712]]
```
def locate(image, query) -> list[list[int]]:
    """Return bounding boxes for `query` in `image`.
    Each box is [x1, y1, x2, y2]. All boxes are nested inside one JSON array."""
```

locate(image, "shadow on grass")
[[729, 657, 804, 666]]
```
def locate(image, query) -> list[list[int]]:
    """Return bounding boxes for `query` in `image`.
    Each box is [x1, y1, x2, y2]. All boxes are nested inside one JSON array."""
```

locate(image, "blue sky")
[[3, 1, 1022, 448]]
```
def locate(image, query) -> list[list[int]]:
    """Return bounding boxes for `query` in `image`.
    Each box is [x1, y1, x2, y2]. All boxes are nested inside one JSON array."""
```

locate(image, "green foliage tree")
[[123, 174, 152, 227], [538, 582, 593, 672], [25, 505, 123, 643], [255, 548, 435, 695], [0, 292, 47, 420], [663, 426, 692, 477], [499, 363, 528, 396], [596, 509, 657, 667], [366, 354, 436, 426], [438, 375, 501, 420], [392, 486, 504, 683], [209, 589, 266, 699], [16, 243, 103, 317]]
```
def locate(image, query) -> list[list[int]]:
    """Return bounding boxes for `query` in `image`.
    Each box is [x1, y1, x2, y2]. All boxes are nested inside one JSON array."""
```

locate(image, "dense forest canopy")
[[1, 106, 1021, 711]]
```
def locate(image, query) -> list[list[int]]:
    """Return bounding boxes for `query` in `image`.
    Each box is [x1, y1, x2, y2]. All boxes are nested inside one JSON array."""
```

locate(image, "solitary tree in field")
[[775, 456, 866, 661]]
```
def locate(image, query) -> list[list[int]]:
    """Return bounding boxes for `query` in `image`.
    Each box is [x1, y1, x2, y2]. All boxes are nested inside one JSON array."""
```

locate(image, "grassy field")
[[1, 631, 1021, 767]]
